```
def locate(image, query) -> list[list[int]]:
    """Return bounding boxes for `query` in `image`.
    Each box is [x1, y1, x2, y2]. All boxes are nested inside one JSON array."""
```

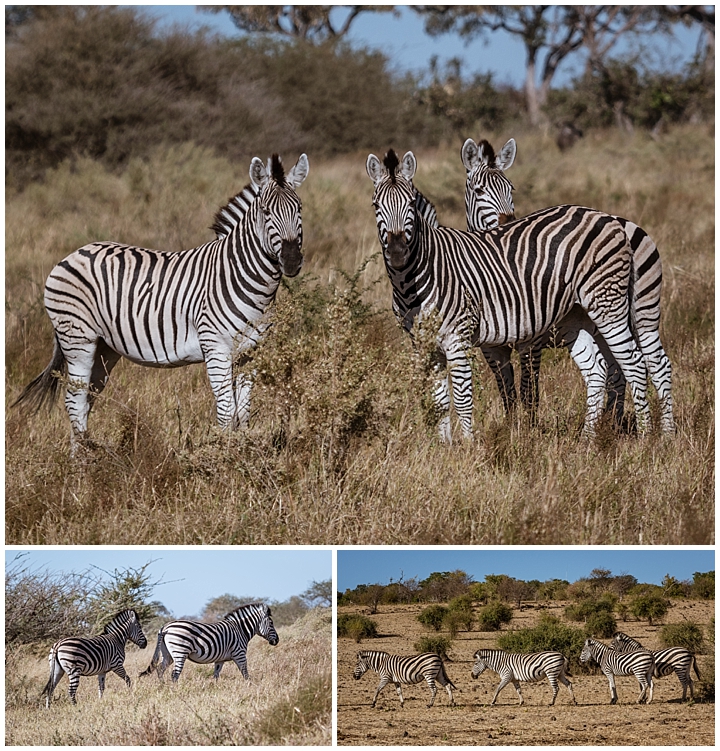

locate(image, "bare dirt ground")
[[337, 601, 715, 746]]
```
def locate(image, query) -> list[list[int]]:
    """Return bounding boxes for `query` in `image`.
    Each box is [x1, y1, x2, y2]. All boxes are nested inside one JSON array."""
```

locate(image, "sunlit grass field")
[[5, 609, 331, 745], [5, 125, 714, 544]]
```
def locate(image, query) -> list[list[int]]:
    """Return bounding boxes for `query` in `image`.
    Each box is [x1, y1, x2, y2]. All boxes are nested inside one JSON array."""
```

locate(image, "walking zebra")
[[13, 153, 309, 452], [611, 631, 701, 701], [462, 136, 673, 434], [139, 602, 278, 682], [367, 149, 652, 442], [41, 609, 147, 708], [580, 637, 655, 704], [353, 650, 455, 708], [470, 649, 576, 706]]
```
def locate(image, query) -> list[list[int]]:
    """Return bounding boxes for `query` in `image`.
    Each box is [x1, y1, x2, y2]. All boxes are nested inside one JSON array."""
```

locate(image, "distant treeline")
[[5, 6, 714, 188], [337, 568, 715, 608]]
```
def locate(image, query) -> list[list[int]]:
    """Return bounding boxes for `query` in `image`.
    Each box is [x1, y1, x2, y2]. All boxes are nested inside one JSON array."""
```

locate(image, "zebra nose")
[[386, 231, 409, 268], [280, 239, 303, 277], [498, 213, 515, 226]]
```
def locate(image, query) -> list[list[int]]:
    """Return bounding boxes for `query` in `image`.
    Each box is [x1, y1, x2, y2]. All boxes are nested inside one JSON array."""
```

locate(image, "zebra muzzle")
[[386, 231, 409, 268], [280, 239, 303, 277]]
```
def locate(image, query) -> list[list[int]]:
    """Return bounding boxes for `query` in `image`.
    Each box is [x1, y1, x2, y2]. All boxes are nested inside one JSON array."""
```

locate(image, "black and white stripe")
[[611, 631, 700, 701], [41, 609, 147, 708], [470, 648, 576, 706], [13, 153, 309, 452], [462, 137, 673, 434], [353, 650, 455, 708], [580, 637, 655, 704], [367, 148, 653, 442], [140, 602, 278, 682]]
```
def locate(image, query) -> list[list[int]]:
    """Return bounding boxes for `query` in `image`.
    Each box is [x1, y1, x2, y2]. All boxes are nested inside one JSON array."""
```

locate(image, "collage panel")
[[5, 548, 332, 746], [337, 548, 715, 746]]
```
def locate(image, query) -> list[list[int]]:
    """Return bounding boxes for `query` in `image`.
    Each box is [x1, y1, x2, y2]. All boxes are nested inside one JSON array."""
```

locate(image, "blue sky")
[[143, 5, 700, 88], [6, 549, 331, 618], [337, 549, 714, 591]]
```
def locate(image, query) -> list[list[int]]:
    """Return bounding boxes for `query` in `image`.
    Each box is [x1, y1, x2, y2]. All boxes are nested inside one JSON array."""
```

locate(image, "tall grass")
[[5, 126, 714, 545], [5, 608, 331, 746]]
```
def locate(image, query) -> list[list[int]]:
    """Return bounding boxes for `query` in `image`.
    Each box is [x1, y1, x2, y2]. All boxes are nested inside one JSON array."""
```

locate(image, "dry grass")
[[5, 125, 714, 544], [5, 608, 331, 746]]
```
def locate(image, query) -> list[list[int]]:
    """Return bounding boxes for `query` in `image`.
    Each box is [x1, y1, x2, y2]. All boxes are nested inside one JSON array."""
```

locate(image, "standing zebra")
[[13, 153, 309, 452], [611, 631, 701, 701], [353, 650, 455, 708], [367, 149, 652, 442], [140, 602, 278, 682], [470, 649, 576, 706], [580, 637, 655, 704], [42, 609, 147, 708], [462, 136, 673, 434]]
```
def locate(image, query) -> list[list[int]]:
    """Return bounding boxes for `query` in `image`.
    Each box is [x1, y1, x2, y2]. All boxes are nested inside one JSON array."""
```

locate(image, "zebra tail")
[[40, 647, 59, 699], [627, 238, 640, 345], [564, 656, 573, 677], [440, 661, 457, 690], [692, 656, 701, 680], [12, 334, 67, 414], [139, 630, 164, 678]]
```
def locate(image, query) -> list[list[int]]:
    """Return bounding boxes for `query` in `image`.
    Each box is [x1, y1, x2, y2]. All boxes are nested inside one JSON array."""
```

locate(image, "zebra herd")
[[352, 633, 700, 709], [15, 140, 674, 447], [42, 603, 278, 707]]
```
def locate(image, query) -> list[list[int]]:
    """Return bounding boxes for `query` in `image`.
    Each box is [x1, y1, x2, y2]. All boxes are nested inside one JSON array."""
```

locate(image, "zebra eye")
[[474, 187, 485, 196]]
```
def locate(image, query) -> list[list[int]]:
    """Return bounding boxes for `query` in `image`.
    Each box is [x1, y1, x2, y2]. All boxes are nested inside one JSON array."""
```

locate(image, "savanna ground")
[[5, 608, 331, 746], [6, 125, 714, 545], [337, 601, 715, 746]]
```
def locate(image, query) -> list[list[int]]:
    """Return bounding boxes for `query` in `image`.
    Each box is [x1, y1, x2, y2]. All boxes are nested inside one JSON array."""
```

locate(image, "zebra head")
[[471, 650, 488, 679], [257, 604, 280, 646], [249, 153, 309, 278], [461, 137, 516, 231], [104, 609, 148, 649], [353, 651, 371, 680], [366, 149, 417, 270], [579, 638, 597, 665]]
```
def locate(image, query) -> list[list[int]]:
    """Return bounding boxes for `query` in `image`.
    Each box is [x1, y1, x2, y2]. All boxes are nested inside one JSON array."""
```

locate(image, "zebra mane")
[[383, 149, 400, 183], [414, 188, 439, 229], [102, 609, 137, 634], [271, 153, 285, 186], [210, 183, 261, 239], [222, 602, 268, 620], [478, 139, 497, 168]]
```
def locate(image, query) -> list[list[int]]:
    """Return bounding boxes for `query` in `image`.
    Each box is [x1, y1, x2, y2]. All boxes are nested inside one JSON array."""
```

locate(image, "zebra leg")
[[112, 665, 131, 689], [97, 673, 106, 699], [605, 671, 618, 704], [491, 675, 512, 705], [213, 662, 224, 680], [204, 351, 236, 429], [67, 670, 82, 705], [171, 655, 188, 682], [480, 345, 517, 415], [232, 652, 250, 680], [558, 672, 577, 705], [88, 339, 121, 409], [635, 329, 675, 433], [519, 346, 542, 425], [232, 371, 253, 429], [372, 676, 390, 707], [567, 327, 608, 436], [394, 682, 405, 706], [425, 677, 438, 708], [447, 346, 474, 439], [512, 680, 524, 706], [547, 675, 559, 706], [433, 364, 452, 444], [60, 336, 100, 452]]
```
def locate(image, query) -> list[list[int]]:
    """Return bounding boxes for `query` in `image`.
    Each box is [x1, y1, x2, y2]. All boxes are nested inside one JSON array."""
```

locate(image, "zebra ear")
[[461, 138, 480, 171], [366, 154, 384, 185], [250, 157, 269, 189], [496, 138, 517, 171], [287, 153, 309, 189], [400, 152, 417, 181]]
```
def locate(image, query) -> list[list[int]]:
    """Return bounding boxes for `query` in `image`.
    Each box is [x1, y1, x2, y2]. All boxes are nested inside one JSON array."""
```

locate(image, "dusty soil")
[[337, 601, 715, 746]]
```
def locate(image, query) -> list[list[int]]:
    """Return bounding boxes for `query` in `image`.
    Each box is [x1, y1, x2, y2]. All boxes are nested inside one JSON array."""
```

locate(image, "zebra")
[[462, 136, 673, 434], [366, 148, 652, 442], [470, 649, 576, 706], [139, 602, 278, 682], [352, 650, 455, 708], [611, 631, 701, 701], [580, 637, 655, 704], [13, 153, 309, 453], [41, 609, 147, 708]]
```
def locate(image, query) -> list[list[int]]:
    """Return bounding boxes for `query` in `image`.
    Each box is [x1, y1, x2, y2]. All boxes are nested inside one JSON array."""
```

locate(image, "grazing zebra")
[[13, 153, 309, 452], [367, 149, 652, 442], [353, 650, 455, 708], [580, 637, 654, 704], [41, 609, 147, 708], [611, 631, 701, 701], [462, 136, 673, 434], [139, 602, 278, 682], [470, 649, 576, 706]]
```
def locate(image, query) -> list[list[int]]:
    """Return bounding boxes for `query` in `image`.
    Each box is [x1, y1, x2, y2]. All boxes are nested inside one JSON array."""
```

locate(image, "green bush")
[[414, 635, 453, 660], [692, 571, 715, 600], [497, 613, 589, 672], [417, 605, 449, 632], [660, 622, 704, 653], [565, 593, 616, 622], [630, 593, 670, 625], [337, 614, 378, 643], [584, 610, 617, 639], [477, 601, 513, 631]]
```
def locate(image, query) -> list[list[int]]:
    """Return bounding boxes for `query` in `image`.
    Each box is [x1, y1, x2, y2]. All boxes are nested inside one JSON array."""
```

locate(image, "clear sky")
[[6, 548, 331, 618], [143, 5, 700, 88], [337, 549, 714, 591]]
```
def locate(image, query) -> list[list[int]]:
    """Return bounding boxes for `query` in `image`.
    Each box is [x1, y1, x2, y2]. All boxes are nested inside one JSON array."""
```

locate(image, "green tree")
[[630, 592, 670, 625], [692, 571, 715, 600]]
